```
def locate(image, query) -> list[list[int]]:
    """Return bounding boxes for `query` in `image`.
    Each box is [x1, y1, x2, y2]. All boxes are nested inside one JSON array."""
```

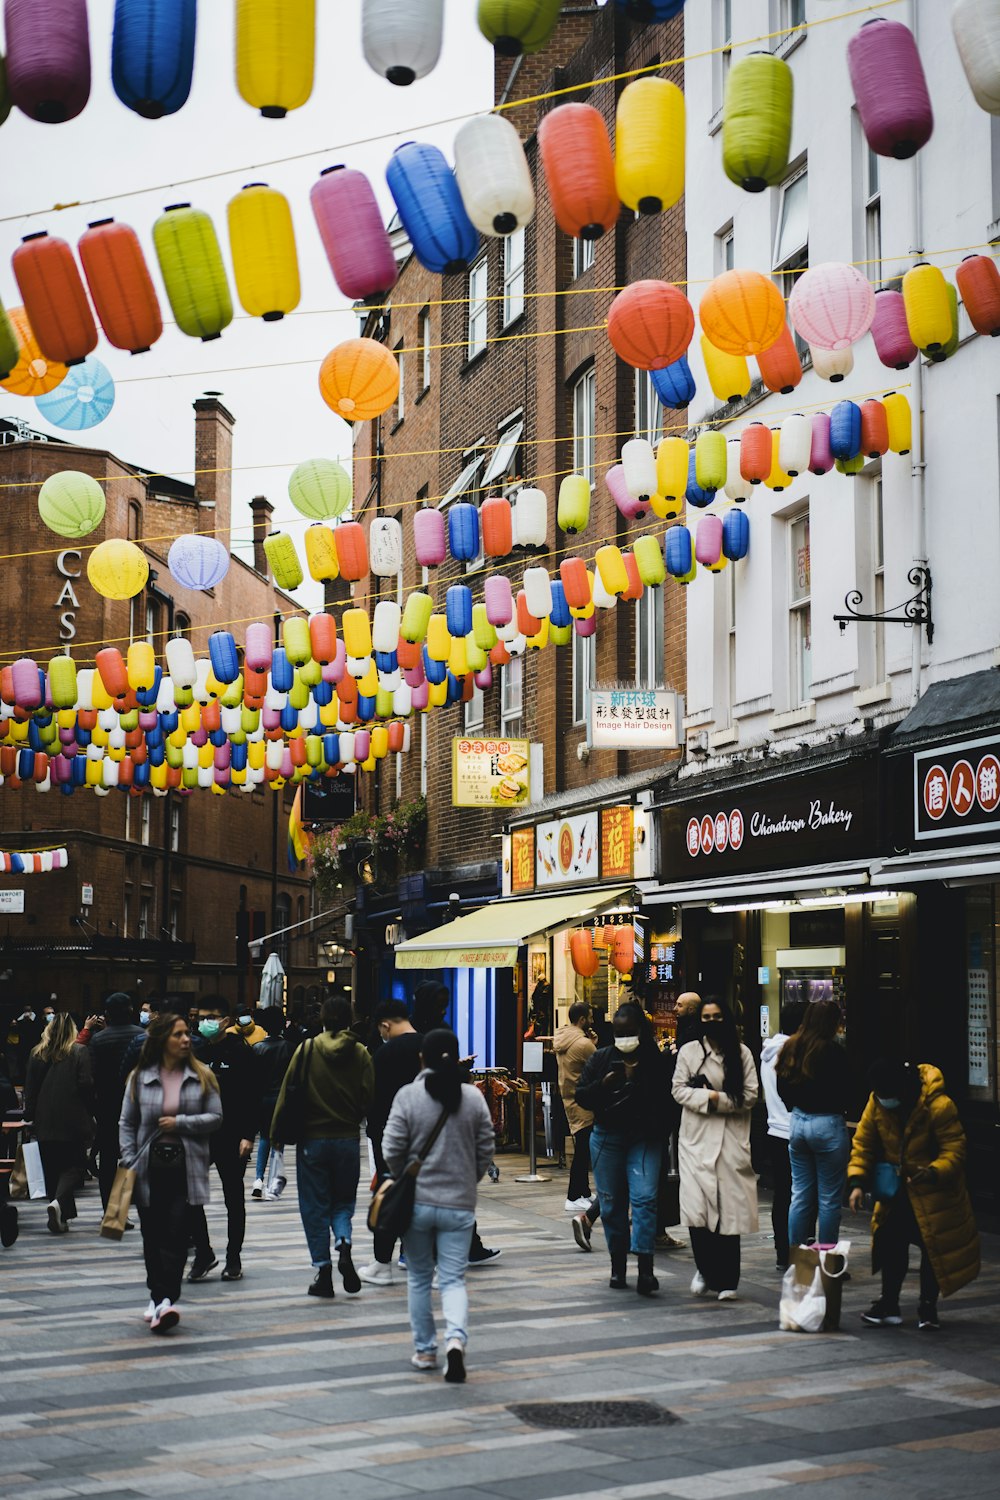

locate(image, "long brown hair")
[[32, 1012, 77, 1064], [130, 1012, 218, 1099], [777, 999, 842, 1084]]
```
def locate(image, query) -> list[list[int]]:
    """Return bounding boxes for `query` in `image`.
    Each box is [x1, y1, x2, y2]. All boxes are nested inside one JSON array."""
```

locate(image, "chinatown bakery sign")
[[660, 757, 877, 876]]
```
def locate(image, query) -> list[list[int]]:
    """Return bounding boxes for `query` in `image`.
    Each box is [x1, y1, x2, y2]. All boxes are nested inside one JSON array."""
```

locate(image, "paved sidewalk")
[[1, 1149, 998, 1500]]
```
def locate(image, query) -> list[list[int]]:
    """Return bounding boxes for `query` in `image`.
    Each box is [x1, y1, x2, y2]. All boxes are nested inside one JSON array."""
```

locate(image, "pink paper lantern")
[[411, 680, 430, 712], [353, 730, 371, 762], [695, 514, 723, 568], [788, 262, 876, 351], [847, 18, 933, 160], [310, 166, 398, 303], [809, 413, 834, 476], [245, 622, 273, 673], [574, 613, 596, 638], [262, 707, 281, 732], [606, 462, 648, 521], [870, 288, 917, 370], [413, 507, 446, 567], [474, 663, 493, 691], [484, 574, 514, 627]]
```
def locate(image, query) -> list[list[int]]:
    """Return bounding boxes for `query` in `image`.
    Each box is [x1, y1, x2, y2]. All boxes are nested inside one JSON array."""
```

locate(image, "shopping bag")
[[781, 1241, 851, 1332], [21, 1139, 47, 1200], [8, 1145, 28, 1201], [264, 1146, 286, 1198], [779, 1261, 827, 1332], [100, 1164, 137, 1240]]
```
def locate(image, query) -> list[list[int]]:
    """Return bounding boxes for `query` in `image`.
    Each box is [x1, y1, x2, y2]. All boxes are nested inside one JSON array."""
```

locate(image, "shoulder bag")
[[272, 1039, 313, 1147], [367, 1104, 451, 1241]]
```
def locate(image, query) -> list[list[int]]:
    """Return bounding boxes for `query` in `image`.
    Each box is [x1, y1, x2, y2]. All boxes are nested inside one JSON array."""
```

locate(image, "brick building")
[[0, 400, 314, 1024]]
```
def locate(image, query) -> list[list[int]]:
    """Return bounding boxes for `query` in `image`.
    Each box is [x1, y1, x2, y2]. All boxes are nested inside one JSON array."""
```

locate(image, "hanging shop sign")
[[913, 735, 1000, 844], [452, 737, 530, 808], [511, 826, 535, 894], [302, 774, 357, 823], [590, 688, 682, 749], [600, 805, 634, 881], [536, 811, 599, 887]]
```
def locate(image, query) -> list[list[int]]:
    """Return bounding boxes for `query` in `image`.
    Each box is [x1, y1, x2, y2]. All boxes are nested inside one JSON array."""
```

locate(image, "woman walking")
[[24, 1013, 95, 1235], [119, 1013, 222, 1334], [382, 1028, 495, 1383], [777, 998, 851, 1250], [848, 1059, 979, 1330], [672, 997, 758, 1300], [575, 1001, 672, 1297]]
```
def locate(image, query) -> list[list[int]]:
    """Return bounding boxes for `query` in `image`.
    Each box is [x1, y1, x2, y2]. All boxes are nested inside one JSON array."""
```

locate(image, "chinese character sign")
[[511, 827, 535, 893], [600, 806, 633, 880], [590, 689, 681, 749], [452, 738, 530, 808], [915, 737, 1000, 841]]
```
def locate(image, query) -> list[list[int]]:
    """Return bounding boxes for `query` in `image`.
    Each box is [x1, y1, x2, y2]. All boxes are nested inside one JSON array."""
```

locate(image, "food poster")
[[451, 737, 530, 807], [535, 811, 599, 887]]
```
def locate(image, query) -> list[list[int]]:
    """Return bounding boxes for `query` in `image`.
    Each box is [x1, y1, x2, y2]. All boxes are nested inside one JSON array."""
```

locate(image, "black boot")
[[609, 1253, 628, 1290], [636, 1253, 659, 1297], [338, 1241, 361, 1296], [308, 1264, 335, 1299]]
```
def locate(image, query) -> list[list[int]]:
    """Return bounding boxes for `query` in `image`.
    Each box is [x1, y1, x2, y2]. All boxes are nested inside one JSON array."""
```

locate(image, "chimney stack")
[[193, 394, 235, 547], [249, 495, 273, 577]]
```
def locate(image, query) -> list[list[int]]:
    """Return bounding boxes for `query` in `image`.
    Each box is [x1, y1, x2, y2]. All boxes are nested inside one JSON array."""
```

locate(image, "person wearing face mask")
[[89, 993, 143, 1211], [139, 1005, 152, 1028], [574, 1001, 673, 1297], [672, 997, 759, 1302], [227, 1008, 267, 1047], [848, 1059, 979, 1331]]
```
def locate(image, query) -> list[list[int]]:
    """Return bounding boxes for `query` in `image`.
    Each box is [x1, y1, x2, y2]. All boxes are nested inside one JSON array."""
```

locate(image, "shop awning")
[[873, 843, 1000, 888], [641, 862, 873, 909], [394, 887, 631, 970]]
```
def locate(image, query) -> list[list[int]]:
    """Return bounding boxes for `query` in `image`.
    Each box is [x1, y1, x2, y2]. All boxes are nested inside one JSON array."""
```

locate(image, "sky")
[[0, 0, 494, 606]]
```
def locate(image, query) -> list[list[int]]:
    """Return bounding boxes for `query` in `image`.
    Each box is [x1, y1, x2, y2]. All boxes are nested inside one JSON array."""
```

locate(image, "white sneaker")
[[143, 1299, 157, 1323], [358, 1261, 394, 1286], [690, 1271, 708, 1296], [564, 1196, 593, 1212], [150, 1299, 180, 1335], [718, 1289, 738, 1302], [410, 1351, 437, 1371], [251, 1178, 264, 1200]]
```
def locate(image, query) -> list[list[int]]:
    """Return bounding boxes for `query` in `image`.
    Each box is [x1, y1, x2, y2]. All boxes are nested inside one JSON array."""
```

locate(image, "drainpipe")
[[908, 0, 927, 707]]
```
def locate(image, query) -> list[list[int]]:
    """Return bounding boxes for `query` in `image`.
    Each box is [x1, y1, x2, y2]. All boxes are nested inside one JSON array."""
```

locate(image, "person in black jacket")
[[251, 1008, 292, 1199], [359, 998, 424, 1286], [1, 1057, 20, 1247], [24, 1013, 95, 1234], [575, 1001, 672, 1297], [777, 998, 852, 1248], [89, 993, 143, 1210]]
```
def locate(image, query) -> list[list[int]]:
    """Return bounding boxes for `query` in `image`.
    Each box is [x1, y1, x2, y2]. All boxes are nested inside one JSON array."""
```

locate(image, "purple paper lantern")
[[310, 166, 398, 303], [847, 18, 933, 160], [809, 413, 834, 475], [695, 514, 723, 569], [5, 0, 91, 123], [168, 533, 230, 591], [870, 288, 917, 370]]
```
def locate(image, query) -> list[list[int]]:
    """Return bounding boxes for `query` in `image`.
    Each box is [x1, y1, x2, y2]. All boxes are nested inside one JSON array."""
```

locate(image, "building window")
[[145, 598, 157, 647], [773, 166, 808, 353], [789, 510, 812, 707], [170, 895, 181, 941], [717, 224, 735, 275], [128, 501, 142, 540], [864, 142, 882, 286], [468, 255, 488, 359], [123, 886, 132, 939], [419, 308, 431, 389], [572, 630, 593, 727], [140, 798, 151, 847], [573, 236, 595, 279], [636, 589, 665, 691], [872, 475, 885, 685], [501, 655, 523, 736], [139, 891, 152, 940], [778, 0, 806, 39], [634, 369, 663, 445], [394, 341, 405, 423], [170, 800, 180, 853], [572, 366, 596, 486], [465, 682, 484, 731], [174, 611, 190, 640], [503, 227, 525, 325]]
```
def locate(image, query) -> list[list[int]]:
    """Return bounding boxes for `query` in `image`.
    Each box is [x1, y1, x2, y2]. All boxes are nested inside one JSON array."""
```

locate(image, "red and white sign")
[[700, 815, 715, 856], [714, 811, 729, 853], [976, 754, 1000, 814], [686, 818, 700, 857], [729, 808, 745, 850], [922, 765, 948, 821], [949, 760, 975, 818]]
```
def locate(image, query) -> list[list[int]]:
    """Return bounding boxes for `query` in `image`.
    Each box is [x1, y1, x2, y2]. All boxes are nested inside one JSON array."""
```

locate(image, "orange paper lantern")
[[570, 928, 600, 978], [700, 269, 786, 357], [319, 337, 400, 422], [481, 494, 513, 556], [12, 231, 97, 367], [955, 253, 1000, 338], [0, 306, 68, 397], [860, 399, 889, 458], [335, 522, 369, 581], [740, 421, 772, 484], [78, 218, 163, 355], [609, 924, 635, 975], [607, 279, 695, 371], [756, 321, 802, 393], [538, 102, 618, 240]]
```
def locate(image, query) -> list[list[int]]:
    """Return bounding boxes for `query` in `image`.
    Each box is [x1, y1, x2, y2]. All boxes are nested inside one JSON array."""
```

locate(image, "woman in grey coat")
[[119, 1013, 221, 1334]]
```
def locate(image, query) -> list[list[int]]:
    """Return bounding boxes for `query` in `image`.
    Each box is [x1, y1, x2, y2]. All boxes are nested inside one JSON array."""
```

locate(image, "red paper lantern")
[[570, 928, 600, 978], [560, 557, 591, 609], [607, 279, 695, 371], [756, 322, 802, 394], [621, 553, 644, 602], [860, 399, 889, 458], [538, 103, 618, 240], [956, 254, 1000, 338], [309, 613, 338, 664], [78, 218, 163, 356], [335, 522, 369, 582], [12, 231, 97, 367], [516, 590, 541, 636], [610, 924, 635, 976], [740, 422, 772, 484]]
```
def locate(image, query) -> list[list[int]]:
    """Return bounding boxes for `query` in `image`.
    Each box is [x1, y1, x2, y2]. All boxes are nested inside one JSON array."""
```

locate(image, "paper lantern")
[[302, 525, 336, 583], [720, 508, 749, 564], [789, 262, 875, 352], [903, 263, 950, 351], [10, 658, 41, 709], [722, 52, 793, 192], [665, 525, 693, 579], [228, 183, 300, 321], [930, 282, 960, 363], [614, 0, 687, 15], [516, 590, 540, 638], [809, 413, 834, 475], [96, 647, 129, 699], [37, 470, 105, 539], [779, 414, 812, 479], [538, 103, 618, 240], [153, 204, 233, 341], [78, 218, 163, 355], [657, 437, 688, 500], [685, 449, 715, 509], [952, 0, 1000, 115], [209, 632, 239, 685], [829, 401, 862, 462], [621, 442, 657, 506], [764, 430, 792, 492], [596, 545, 629, 597], [559, 559, 590, 611], [514, 487, 547, 547], [695, 430, 727, 492], [111, 0, 196, 118], [607, 279, 694, 370], [835, 454, 865, 476], [167, 534, 228, 591], [0, 306, 67, 397], [569, 927, 600, 978], [244, 624, 272, 674], [88, 539, 149, 600], [700, 270, 785, 357], [36, 355, 114, 431], [870, 288, 917, 369], [372, 601, 400, 656], [426, 614, 452, 664], [370, 517, 402, 577], [523, 567, 553, 620], [701, 336, 750, 403], [883, 392, 912, 455], [263, 532, 303, 591], [5, 0, 90, 122], [694, 514, 723, 570], [342, 609, 373, 663], [634, 534, 666, 587], [757, 323, 802, 394], [320, 337, 400, 422], [956, 254, 1000, 337], [236, 0, 314, 116], [455, 114, 535, 235], [651, 355, 695, 409], [608, 924, 635, 977], [0, 302, 17, 381], [386, 141, 479, 275], [848, 18, 932, 160], [723, 440, 751, 503], [448, 502, 480, 562], [615, 77, 684, 215], [557, 474, 590, 534], [12, 233, 97, 367], [481, 494, 513, 556], [477, 0, 561, 56], [860, 400, 889, 459], [362, 0, 442, 85], [810, 344, 853, 382], [485, 574, 514, 627], [48, 655, 77, 711], [335, 522, 369, 582], [310, 166, 397, 303], [401, 592, 433, 643], [288, 458, 352, 521], [413, 506, 446, 568]]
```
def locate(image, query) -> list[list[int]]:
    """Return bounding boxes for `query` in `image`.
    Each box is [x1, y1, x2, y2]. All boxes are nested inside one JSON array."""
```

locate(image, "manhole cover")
[[508, 1400, 677, 1430]]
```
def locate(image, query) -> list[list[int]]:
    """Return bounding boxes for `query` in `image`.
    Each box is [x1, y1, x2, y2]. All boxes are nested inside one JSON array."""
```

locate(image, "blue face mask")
[[199, 1019, 221, 1039], [876, 1095, 900, 1110], [139, 1011, 150, 1026], [237, 1015, 253, 1028]]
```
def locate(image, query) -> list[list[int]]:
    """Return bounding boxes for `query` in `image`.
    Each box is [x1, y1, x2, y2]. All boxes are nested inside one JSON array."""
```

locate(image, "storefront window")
[[964, 886, 997, 1103]]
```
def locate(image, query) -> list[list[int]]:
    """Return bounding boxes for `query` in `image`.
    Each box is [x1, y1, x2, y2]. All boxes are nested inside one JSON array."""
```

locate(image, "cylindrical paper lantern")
[[569, 927, 600, 978], [319, 337, 400, 421], [615, 77, 685, 215], [829, 401, 862, 461], [370, 517, 402, 577], [236, 0, 314, 116], [596, 545, 629, 597], [78, 218, 163, 355], [305, 525, 339, 582], [903, 262, 951, 351], [608, 279, 694, 370], [723, 507, 750, 562], [952, 0, 1000, 115], [665, 525, 692, 579], [481, 494, 513, 556], [621, 441, 657, 504], [335, 521, 369, 581], [657, 437, 689, 500], [695, 430, 727, 491], [514, 487, 547, 547], [0, 306, 68, 397], [651, 354, 696, 409], [809, 413, 834, 475], [5, 0, 90, 122], [401, 591, 433, 643], [484, 574, 514, 626], [209, 631, 239, 684], [13, 233, 96, 367], [414, 506, 446, 567], [153, 203, 233, 341], [342, 609, 373, 661], [765, 429, 792, 492], [685, 450, 715, 509], [883, 391, 912, 455], [756, 322, 802, 393], [166, 636, 197, 688], [448, 502, 480, 561], [49, 655, 78, 710], [538, 103, 618, 240], [701, 336, 750, 403], [696, 514, 723, 569], [722, 52, 793, 192], [835, 453, 865, 476], [634, 534, 666, 586], [740, 422, 771, 484], [289, 458, 352, 521], [790, 261, 877, 352], [478, 0, 561, 55], [87, 539, 149, 600], [111, 0, 196, 118], [848, 18, 933, 159], [559, 558, 590, 611], [446, 586, 474, 640], [930, 281, 960, 362], [263, 532, 303, 591], [363, 0, 442, 85], [779, 414, 812, 478], [557, 474, 590, 534], [870, 287, 917, 369], [372, 600, 401, 655], [228, 182, 300, 321], [956, 254, 1000, 337], [523, 566, 552, 620], [700, 270, 785, 356], [37, 469, 106, 538], [386, 141, 479, 275], [724, 440, 752, 502], [310, 166, 397, 302], [168, 533, 229, 590], [245, 623, 272, 673], [35, 355, 114, 431], [516, 591, 540, 638], [96, 647, 128, 699], [810, 343, 854, 382], [860, 399, 889, 458], [455, 113, 535, 235]]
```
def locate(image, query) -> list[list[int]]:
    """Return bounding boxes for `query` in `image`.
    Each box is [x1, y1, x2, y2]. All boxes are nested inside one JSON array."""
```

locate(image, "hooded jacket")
[[552, 1023, 596, 1133], [760, 1033, 791, 1140], [271, 1028, 374, 1142]]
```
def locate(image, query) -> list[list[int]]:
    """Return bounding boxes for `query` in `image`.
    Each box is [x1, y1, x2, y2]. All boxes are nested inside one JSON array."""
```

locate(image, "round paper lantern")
[[956, 254, 1000, 337], [722, 52, 793, 192], [665, 524, 693, 579], [481, 494, 513, 556], [779, 413, 812, 478], [153, 203, 233, 341], [88, 539, 149, 600], [305, 524, 339, 582], [0, 306, 67, 397], [860, 399, 889, 459], [701, 336, 750, 403], [386, 141, 479, 275], [228, 183, 300, 321], [607, 280, 695, 370], [723, 508, 750, 563], [538, 103, 618, 240], [634, 534, 666, 587], [514, 487, 547, 547], [757, 322, 802, 393], [810, 343, 854, 382], [413, 506, 446, 567], [310, 166, 397, 303], [651, 354, 695, 409], [236, 0, 314, 116], [289, 458, 352, 520], [168, 533, 229, 591], [319, 337, 400, 421], [615, 77, 685, 215], [448, 502, 480, 562], [700, 269, 785, 356], [789, 261, 875, 352], [363, 0, 442, 85], [848, 18, 932, 160], [38, 469, 106, 539], [263, 532, 303, 591], [809, 413, 834, 475], [12, 232, 97, 367], [557, 474, 590, 535], [952, 0, 1000, 115], [829, 401, 862, 462], [609, 925, 634, 976], [870, 287, 917, 369], [883, 392, 911, 455], [724, 440, 752, 503], [695, 430, 727, 492], [902, 262, 951, 352], [569, 927, 600, 978], [78, 218, 162, 355], [455, 114, 535, 235], [657, 437, 688, 500], [36, 356, 114, 431], [477, 0, 561, 56], [5, 0, 90, 122], [740, 422, 771, 485], [111, 0, 196, 118]]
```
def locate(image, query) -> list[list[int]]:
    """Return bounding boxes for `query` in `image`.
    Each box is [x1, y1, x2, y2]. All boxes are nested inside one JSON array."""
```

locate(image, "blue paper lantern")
[[550, 579, 571, 629], [422, 646, 447, 685], [446, 584, 473, 639], [448, 502, 481, 562], [270, 647, 294, 693], [36, 356, 115, 431], [374, 650, 398, 674], [722, 508, 750, 561], [209, 631, 239, 684], [446, 671, 464, 704], [386, 141, 480, 275], [17, 750, 34, 781], [168, 533, 230, 591], [830, 400, 862, 461], [665, 525, 693, 577], [280, 702, 299, 734], [313, 681, 334, 707], [357, 694, 376, 723], [111, 0, 197, 119], [71, 755, 87, 785], [651, 355, 696, 410], [135, 667, 162, 707], [685, 450, 715, 509], [148, 742, 166, 766], [134, 762, 150, 787]]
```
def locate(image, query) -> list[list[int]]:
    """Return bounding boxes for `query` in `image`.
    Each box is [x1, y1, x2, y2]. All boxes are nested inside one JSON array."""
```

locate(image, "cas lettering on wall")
[[55, 549, 81, 641]]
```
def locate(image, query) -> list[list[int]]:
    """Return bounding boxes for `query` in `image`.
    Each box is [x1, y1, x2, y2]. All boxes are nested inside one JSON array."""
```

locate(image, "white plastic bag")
[[779, 1263, 827, 1333], [264, 1146, 286, 1199], [21, 1139, 47, 1200]]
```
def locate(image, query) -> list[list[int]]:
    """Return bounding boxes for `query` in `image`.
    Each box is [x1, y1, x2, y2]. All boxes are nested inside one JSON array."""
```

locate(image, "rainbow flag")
[[287, 784, 312, 872]]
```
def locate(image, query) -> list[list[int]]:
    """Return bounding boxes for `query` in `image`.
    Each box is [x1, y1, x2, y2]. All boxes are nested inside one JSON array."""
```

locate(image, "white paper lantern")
[[75, 669, 94, 712], [370, 517, 402, 577], [361, 0, 443, 85], [166, 636, 197, 689], [454, 114, 535, 235], [514, 486, 547, 547], [724, 439, 752, 502], [779, 413, 812, 478], [593, 569, 618, 610], [523, 566, 553, 619], [622, 438, 658, 501], [810, 343, 854, 383], [393, 683, 413, 717], [156, 676, 176, 714], [339, 731, 357, 763], [372, 600, 402, 654], [952, 0, 1000, 114]]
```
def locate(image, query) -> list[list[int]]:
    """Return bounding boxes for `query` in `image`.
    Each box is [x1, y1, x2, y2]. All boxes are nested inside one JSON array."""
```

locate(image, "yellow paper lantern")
[[764, 429, 793, 492], [87, 539, 149, 600], [596, 545, 629, 597], [902, 262, 952, 352], [319, 337, 400, 422], [126, 641, 155, 692], [883, 391, 912, 455], [426, 614, 452, 662], [656, 437, 689, 501], [236, 0, 315, 117], [304, 524, 340, 582], [228, 182, 300, 320], [342, 608, 372, 660], [614, 77, 685, 215], [700, 336, 751, 403]]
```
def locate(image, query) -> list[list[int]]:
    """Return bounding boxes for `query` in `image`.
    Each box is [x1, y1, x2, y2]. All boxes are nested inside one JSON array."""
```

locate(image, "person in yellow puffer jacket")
[[848, 1060, 980, 1331]]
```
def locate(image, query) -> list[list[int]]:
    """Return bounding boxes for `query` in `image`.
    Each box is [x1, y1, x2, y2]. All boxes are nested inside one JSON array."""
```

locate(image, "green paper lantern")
[[153, 203, 233, 341], [477, 0, 561, 56], [723, 53, 793, 193], [38, 469, 107, 539], [288, 457, 352, 520]]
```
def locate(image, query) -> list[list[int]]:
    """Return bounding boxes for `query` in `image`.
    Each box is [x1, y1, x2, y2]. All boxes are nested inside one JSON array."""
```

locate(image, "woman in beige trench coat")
[[672, 997, 759, 1301]]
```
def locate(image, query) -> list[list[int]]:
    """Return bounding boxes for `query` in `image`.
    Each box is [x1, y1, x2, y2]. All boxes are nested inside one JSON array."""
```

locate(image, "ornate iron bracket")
[[834, 566, 933, 645]]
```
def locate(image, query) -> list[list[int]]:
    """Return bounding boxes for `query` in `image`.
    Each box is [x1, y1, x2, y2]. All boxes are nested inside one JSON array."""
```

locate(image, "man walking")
[[359, 998, 423, 1285], [89, 993, 142, 1209], [189, 999, 261, 1284], [553, 1002, 597, 1213]]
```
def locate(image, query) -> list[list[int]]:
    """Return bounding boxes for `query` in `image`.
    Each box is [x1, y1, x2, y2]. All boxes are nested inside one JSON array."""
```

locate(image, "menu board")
[[968, 968, 991, 1089], [452, 737, 530, 808]]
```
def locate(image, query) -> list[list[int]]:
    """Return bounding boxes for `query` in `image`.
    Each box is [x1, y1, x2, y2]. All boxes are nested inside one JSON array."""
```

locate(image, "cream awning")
[[394, 887, 631, 970]]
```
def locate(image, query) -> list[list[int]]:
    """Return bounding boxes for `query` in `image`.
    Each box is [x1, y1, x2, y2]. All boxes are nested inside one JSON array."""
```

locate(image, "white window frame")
[[501, 655, 524, 736], [394, 341, 405, 423], [789, 509, 812, 708], [773, 166, 809, 355], [503, 227, 525, 326], [864, 144, 883, 287], [170, 895, 181, 941], [140, 798, 151, 848], [635, 590, 665, 692], [467, 255, 488, 360], [465, 682, 485, 731], [714, 0, 734, 111], [573, 237, 595, 279], [634, 369, 663, 445], [169, 801, 180, 853], [717, 224, 735, 275], [419, 308, 431, 390], [572, 367, 597, 487], [872, 475, 885, 686], [779, 0, 806, 36], [572, 630, 593, 727]]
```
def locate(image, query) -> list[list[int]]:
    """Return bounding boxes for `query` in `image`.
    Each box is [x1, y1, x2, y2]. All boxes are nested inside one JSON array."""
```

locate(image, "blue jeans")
[[404, 1203, 475, 1354], [255, 1135, 271, 1179], [296, 1136, 361, 1267], [590, 1127, 661, 1258], [788, 1110, 850, 1247]]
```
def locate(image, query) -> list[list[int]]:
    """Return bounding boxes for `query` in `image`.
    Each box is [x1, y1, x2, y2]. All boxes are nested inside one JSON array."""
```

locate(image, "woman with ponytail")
[[382, 1028, 496, 1384]]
